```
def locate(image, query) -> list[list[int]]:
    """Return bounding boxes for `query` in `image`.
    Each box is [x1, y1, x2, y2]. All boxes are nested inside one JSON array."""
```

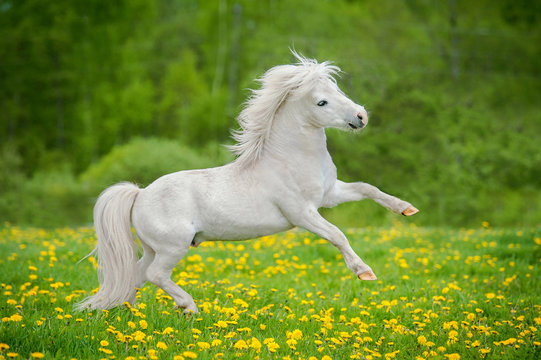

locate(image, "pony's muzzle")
[[348, 111, 368, 130], [356, 111, 368, 127]]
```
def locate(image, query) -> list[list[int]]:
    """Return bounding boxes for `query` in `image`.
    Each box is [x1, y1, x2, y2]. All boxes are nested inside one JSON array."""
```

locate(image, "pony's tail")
[[76, 182, 140, 311]]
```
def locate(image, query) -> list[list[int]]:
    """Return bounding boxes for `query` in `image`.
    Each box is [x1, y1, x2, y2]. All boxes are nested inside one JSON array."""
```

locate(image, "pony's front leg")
[[323, 180, 419, 216], [289, 207, 377, 280]]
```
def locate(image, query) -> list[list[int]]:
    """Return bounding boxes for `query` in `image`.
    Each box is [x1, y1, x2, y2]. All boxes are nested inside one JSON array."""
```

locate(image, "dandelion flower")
[[183, 351, 197, 359], [249, 337, 262, 351], [233, 339, 248, 350], [287, 329, 303, 340], [197, 342, 210, 350], [264, 339, 280, 353], [211, 339, 222, 347], [215, 320, 228, 328], [479, 348, 491, 356], [445, 354, 460, 360]]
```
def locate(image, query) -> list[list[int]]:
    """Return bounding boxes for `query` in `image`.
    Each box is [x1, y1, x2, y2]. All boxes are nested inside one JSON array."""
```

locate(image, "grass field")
[[1, 222, 540, 359]]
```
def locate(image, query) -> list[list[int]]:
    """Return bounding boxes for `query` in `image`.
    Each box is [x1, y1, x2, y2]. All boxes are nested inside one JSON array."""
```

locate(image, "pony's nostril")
[[357, 112, 368, 125]]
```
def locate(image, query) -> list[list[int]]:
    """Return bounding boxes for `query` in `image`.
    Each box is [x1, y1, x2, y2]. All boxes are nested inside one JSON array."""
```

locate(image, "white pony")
[[77, 53, 418, 313]]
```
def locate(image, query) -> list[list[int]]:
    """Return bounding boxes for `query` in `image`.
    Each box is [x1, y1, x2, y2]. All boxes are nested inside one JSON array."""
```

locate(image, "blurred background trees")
[[1, 0, 540, 227]]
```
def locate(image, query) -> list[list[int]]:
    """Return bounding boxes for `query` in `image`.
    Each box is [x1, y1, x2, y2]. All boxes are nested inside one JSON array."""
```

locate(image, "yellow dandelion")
[[139, 320, 148, 329], [197, 342, 210, 350], [417, 335, 427, 345], [485, 293, 495, 300], [445, 354, 460, 360], [211, 339, 222, 347], [100, 340, 109, 347], [215, 320, 228, 328], [148, 349, 158, 360], [31, 353, 45, 359], [502, 338, 517, 346], [9, 314, 22, 322], [162, 327, 174, 335], [287, 329, 303, 340], [233, 339, 248, 350], [264, 339, 279, 352], [156, 341, 168, 350], [183, 350, 197, 359], [249, 337, 262, 352], [132, 331, 146, 342], [286, 338, 297, 349]]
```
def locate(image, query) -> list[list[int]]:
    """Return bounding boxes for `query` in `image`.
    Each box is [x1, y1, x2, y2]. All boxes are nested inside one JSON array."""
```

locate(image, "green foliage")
[[80, 137, 232, 193], [0, 138, 232, 227], [0, 167, 89, 228], [0, 0, 540, 227]]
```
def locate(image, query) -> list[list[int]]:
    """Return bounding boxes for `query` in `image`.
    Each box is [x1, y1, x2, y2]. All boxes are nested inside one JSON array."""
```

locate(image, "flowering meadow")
[[1, 223, 540, 359]]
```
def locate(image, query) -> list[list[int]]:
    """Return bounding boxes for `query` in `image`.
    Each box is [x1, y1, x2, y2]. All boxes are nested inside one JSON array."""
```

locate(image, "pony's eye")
[[317, 100, 328, 107]]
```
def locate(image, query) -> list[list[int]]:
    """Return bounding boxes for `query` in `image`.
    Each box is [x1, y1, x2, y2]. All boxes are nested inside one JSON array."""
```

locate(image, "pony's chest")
[[294, 155, 337, 203]]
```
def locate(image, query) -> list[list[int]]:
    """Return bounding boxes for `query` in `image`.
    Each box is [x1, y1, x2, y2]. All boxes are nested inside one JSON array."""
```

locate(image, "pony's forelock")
[[228, 53, 341, 167]]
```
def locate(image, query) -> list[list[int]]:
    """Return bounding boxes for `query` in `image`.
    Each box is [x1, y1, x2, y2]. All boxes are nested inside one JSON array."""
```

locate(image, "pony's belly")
[[195, 214, 292, 243]]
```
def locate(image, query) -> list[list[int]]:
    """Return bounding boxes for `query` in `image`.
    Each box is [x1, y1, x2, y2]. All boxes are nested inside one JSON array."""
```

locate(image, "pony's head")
[[230, 51, 368, 165], [290, 55, 368, 132]]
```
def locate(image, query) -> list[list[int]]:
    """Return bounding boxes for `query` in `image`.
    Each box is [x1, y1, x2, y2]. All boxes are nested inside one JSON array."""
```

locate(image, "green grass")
[[1, 223, 540, 359]]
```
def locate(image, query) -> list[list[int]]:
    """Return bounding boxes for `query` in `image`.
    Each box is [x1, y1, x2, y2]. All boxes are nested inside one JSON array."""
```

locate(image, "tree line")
[[1, 0, 540, 227]]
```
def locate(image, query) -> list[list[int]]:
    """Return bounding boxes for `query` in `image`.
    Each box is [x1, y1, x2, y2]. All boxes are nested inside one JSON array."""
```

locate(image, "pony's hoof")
[[401, 206, 419, 216], [358, 271, 377, 281], [183, 308, 198, 316], [175, 304, 199, 315]]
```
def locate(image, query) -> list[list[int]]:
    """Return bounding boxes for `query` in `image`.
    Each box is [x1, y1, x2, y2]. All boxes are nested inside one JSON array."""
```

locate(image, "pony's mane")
[[228, 52, 341, 167]]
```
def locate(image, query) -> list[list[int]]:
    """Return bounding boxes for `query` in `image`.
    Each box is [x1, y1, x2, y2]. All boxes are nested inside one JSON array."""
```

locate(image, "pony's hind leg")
[[145, 250, 198, 314], [136, 241, 155, 289]]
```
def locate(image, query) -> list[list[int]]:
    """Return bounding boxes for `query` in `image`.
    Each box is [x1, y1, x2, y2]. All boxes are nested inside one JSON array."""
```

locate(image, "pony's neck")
[[264, 105, 330, 164]]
